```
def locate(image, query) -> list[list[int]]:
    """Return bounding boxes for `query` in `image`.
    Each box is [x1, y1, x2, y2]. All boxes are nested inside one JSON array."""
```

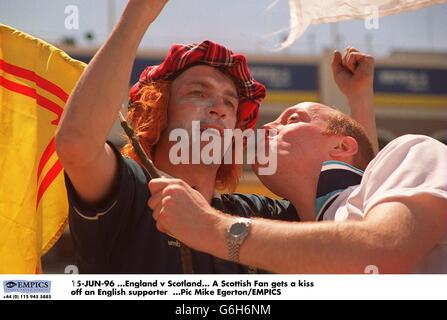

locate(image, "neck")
[[277, 164, 321, 222], [154, 149, 219, 203], [287, 176, 319, 222]]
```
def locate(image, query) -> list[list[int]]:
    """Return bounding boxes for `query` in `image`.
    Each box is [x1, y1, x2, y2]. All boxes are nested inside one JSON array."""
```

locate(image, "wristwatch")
[[227, 218, 251, 263]]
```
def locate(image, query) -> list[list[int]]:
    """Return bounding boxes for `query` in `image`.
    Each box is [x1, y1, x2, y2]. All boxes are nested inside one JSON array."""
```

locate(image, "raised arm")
[[56, 0, 168, 203], [332, 47, 379, 154]]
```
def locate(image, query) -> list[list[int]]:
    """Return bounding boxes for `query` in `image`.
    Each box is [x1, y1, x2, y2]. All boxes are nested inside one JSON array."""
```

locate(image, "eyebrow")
[[185, 80, 238, 100], [279, 109, 294, 121], [281, 108, 312, 122], [297, 109, 312, 122]]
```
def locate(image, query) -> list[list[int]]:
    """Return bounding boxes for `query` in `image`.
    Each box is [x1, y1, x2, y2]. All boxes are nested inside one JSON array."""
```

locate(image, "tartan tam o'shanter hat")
[[129, 40, 266, 130]]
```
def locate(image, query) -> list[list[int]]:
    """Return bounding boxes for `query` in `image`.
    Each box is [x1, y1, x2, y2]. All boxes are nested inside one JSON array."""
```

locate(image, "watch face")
[[229, 222, 249, 238]]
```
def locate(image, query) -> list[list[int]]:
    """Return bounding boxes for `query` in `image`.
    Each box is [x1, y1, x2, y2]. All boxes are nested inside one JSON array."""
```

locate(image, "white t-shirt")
[[323, 134, 447, 273]]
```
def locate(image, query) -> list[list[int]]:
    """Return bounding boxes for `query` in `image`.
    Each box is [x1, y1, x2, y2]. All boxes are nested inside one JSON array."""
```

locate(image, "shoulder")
[[65, 143, 151, 219], [369, 134, 446, 168], [352, 134, 447, 216], [364, 134, 446, 181], [122, 155, 151, 185]]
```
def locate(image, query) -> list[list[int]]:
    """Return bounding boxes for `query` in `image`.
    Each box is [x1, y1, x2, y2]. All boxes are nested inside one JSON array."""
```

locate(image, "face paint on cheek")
[[180, 96, 215, 109], [167, 96, 210, 131]]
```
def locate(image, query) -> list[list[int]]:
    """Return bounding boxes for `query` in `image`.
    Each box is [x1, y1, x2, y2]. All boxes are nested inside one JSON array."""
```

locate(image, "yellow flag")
[[0, 24, 86, 273]]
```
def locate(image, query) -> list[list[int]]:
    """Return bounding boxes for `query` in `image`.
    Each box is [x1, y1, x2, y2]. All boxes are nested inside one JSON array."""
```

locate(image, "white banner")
[[283, 0, 447, 47], [1, 275, 447, 300]]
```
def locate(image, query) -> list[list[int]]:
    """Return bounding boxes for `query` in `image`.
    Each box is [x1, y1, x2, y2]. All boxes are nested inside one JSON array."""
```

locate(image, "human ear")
[[329, 136, 358, 159]]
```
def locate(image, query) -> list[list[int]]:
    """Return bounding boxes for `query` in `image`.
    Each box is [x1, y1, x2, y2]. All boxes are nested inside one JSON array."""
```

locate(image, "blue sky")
[[1, 0, 447, 57]]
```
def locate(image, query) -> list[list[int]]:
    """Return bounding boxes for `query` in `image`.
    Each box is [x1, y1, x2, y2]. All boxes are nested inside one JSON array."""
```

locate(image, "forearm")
[[240, 219, 379, 273], [200, 215, 408, 274], [348, 91, 379, 154], [57, 0, 156, 158]]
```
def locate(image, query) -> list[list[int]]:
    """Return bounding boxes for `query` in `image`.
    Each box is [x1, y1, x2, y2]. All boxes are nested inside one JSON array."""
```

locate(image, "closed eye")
[[286, 114, 300, 124], [224, 98, 237, 110], [189, 90, 205, 97]]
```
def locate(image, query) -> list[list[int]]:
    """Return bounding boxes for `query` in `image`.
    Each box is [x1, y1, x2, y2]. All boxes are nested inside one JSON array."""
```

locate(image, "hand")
[[332, 47, 375, 99], [148, 178, 223, 251]]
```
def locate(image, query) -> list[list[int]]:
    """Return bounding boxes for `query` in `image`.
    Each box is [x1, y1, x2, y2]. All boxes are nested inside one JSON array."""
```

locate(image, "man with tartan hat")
[[56, 0, 289, 273], [56, 0, 377, 273]]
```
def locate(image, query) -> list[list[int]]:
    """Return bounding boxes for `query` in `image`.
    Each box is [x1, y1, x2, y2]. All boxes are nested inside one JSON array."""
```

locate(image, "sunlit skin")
[[252, 102, 358, 219], [56, 0, 171, 204]]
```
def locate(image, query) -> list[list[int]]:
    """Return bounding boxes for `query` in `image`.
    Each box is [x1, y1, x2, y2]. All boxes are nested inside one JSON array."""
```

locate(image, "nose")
[[262, 122, 281, 139], [262, 123, 272, 130], [207, 99, 228, 120], [262, 121, 280, 131]]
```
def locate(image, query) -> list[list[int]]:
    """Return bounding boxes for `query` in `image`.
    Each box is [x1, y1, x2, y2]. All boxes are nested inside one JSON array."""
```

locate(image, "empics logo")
[[3, 280, 51, 294], [5, 281, 17, 289]]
